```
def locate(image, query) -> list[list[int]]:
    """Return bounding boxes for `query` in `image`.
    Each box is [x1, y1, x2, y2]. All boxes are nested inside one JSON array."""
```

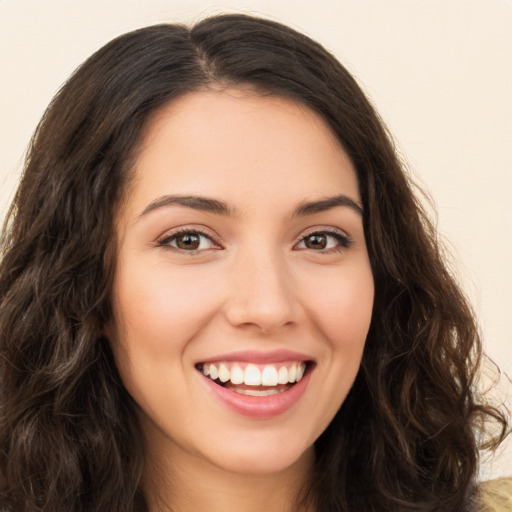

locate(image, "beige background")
[[0, 0, 510, 477]]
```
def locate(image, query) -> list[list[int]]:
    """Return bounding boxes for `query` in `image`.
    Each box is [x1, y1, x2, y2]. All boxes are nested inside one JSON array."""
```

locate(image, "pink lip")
[[198, 349, 313, 365], [199, 367, 312, 419]]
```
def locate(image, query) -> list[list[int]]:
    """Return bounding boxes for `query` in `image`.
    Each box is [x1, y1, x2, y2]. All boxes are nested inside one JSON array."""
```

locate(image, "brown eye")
[[304, 234, 327, 250], [159, 230, 217, 252], [295, 231, 351, 252], [175, 233, 201, 250]]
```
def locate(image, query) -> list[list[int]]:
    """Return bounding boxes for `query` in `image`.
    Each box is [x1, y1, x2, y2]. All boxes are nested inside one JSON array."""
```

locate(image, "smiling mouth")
[[195, 361, 313, 397]]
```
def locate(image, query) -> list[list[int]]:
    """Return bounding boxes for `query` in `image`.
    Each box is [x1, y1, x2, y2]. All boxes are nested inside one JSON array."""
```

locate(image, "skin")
[[107, 89, 375, 512]]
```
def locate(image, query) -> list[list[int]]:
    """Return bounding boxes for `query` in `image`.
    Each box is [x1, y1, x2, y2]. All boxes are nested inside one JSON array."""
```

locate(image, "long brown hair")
[[0, 14, 508, 512]]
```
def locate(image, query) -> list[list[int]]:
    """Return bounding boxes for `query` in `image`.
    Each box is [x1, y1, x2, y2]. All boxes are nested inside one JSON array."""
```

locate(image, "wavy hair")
[[0, 13, 508, 512]]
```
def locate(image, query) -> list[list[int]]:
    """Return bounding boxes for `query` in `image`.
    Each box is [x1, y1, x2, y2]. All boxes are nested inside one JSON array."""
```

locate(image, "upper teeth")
[[201, 362, 306, 386]]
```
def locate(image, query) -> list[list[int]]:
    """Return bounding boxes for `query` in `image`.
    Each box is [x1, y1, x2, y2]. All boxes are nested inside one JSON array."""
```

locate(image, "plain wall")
[[0, 0, 510, 477]]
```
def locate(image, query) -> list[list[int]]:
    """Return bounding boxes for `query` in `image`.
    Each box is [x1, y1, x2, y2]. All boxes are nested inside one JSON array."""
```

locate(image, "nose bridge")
[[224, 238, 297, 332]]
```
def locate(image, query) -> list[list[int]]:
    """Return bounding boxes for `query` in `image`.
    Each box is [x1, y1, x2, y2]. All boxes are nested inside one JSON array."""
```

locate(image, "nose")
[[223, 246, 299, 334]]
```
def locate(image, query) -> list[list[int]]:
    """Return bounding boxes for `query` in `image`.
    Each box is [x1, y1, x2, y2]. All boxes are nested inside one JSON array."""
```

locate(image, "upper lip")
[[197, 349, 314, 365]]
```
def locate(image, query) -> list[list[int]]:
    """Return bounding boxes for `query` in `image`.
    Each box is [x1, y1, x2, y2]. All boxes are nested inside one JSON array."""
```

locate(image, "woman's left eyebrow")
[[292, 195, 363, 217]]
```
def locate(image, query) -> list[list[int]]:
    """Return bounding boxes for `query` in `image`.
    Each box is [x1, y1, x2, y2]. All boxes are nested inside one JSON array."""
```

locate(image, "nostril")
[[222, 265, 297, 332]]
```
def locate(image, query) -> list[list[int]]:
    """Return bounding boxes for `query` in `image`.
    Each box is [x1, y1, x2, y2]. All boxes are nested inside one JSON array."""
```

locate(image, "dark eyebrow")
[[138, 193, 362, 220], [292, 195, 363, 217], [139, 195, 236, 218]]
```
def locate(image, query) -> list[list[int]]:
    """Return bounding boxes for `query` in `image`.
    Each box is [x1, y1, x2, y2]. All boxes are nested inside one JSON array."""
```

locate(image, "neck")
[[142, 428, 315, 512]]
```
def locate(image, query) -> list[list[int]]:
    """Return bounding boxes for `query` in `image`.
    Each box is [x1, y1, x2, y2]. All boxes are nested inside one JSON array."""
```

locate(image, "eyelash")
[[157, 228, 352, 254]]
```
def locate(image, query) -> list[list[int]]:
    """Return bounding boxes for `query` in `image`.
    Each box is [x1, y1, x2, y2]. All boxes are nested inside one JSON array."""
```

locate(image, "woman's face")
[[108, 90, 374, 477]]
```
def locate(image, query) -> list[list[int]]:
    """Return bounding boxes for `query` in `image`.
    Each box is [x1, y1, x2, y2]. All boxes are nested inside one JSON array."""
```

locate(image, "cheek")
[[107, 262, 223, 415], [291, 262, 373, 439], [107, 261, 226, 405], [112, 260, 224, 347], [305, 263, 374, 347]]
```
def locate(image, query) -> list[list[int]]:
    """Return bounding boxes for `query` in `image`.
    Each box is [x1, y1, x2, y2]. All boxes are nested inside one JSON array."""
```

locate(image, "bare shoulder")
[[472, 478, 512, 512]]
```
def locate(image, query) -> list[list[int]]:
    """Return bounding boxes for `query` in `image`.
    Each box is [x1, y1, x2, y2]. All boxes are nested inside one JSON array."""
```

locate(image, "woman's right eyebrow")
[[138, 194, 237, 219]]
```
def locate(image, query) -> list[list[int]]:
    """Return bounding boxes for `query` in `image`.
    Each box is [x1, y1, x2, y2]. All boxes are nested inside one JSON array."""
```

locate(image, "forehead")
[[124, 89, 360, 217]]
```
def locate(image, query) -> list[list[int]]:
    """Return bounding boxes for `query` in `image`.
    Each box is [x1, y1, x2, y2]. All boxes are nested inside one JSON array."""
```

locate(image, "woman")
[[0, 13, 509, 512]]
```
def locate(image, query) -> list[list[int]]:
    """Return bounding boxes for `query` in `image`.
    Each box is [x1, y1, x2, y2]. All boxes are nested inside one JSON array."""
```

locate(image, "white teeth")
[[218, 363, 230, 383], [209, 364, 218, 380], [230, 364, 244, 385], [244, 364, 262, 386], [277, 366, 289, 384], [288, 364, 297, 383], [296, 364, 305, 381], [261, 365, 278, 386], [201, 361, 307, 387]]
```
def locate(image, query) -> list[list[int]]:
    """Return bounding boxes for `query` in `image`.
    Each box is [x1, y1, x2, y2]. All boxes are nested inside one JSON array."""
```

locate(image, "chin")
[[204, 433, 315, 476]]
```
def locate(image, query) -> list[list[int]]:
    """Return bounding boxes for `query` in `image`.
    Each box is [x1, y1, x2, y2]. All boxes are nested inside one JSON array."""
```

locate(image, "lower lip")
[[200, 371, 312, 419]]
